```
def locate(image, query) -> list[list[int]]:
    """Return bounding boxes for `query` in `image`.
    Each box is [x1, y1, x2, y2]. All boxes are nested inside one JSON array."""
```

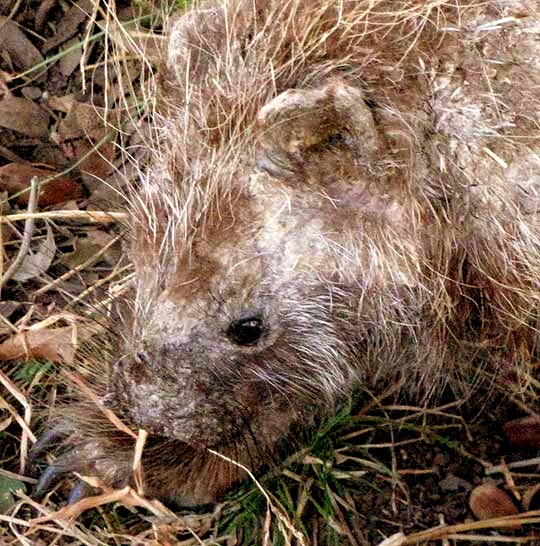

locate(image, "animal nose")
[[133, 336, 195, 372]]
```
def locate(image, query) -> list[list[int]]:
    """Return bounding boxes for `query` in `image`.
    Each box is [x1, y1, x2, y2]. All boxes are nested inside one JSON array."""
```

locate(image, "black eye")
[[226, 317, 264, 346]]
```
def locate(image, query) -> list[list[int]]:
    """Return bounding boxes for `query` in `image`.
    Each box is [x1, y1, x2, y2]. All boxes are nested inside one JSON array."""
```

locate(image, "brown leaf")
[[469, 483, 519, 521], [0, 16, 45, 80], [0, 326, 75, 363], [0, 322, 103, 363], [503, 415, 540, 449], [65, 229, 118, 269], [56, 100, 109, 139], [0, 93, 48, 137], [52, 100, 115, 178], [42, 0, 94, 53], [522, 484, 540, 511], [0, 301, 20, 320], [35, 0, 58, 33], [0, 163, 83, 206], [57, 38, 84, 78]]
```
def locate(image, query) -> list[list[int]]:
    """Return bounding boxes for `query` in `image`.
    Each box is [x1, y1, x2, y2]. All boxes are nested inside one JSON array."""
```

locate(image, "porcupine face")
[[110, 74, 420, 450], [105, 0, 429, 452]]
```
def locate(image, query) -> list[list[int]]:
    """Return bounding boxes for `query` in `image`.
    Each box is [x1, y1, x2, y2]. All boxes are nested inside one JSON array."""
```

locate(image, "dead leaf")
[[0, 163, 83, 206], [522, 484, 540, 511], [57, 37, 84, 78], [51, 99, 115, 178], [0, 322, 103, 363], [11, 223, 56, 281], [504, 415, 540, 449], [0, 93, 48, 137], [55, 99, 108, 139], [0, 301, 20, 320], [0, 16, 45, 80], [469, 483, 520, 522], [42, 0, 94, 53], [439, 473, 473, 492], [35, 0, 58, 33], [65, 229, 118, 269], [0, 326, 74, 362]]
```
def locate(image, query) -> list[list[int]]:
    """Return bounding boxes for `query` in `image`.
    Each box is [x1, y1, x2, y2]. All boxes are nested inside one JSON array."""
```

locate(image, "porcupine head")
[[109, 2, 424, 504]]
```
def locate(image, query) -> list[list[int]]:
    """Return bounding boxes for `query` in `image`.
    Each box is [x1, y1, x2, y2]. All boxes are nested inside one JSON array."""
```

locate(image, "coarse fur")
[[40, 0, 540, 510]]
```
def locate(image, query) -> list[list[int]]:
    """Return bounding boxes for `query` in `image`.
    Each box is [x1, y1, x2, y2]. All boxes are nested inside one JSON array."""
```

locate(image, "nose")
[[134, 335, 195, 372]]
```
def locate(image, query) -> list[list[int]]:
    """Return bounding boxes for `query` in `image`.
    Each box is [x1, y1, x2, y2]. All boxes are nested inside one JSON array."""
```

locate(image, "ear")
[[256, 80, 379, 180], [167, 8, 227, 82]]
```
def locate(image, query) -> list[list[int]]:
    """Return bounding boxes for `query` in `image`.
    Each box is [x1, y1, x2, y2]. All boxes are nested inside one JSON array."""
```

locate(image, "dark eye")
[[226, 317, 264, 346]]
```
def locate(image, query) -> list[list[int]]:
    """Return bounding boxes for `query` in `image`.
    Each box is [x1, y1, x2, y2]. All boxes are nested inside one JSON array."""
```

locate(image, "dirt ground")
[[0, 1, 539, 545]]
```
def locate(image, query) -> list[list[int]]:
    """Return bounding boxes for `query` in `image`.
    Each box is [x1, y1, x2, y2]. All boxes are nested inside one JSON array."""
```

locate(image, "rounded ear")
[[256, 80, 378, 180], [167, 8, 226, 84]]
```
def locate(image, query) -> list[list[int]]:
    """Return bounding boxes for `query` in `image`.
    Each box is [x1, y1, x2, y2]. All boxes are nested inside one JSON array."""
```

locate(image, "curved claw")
[[31, 416, 134, 503], [34, 454, 96, 503], [34, 464, 63, 497], [30, 425, 65, 460], [31, 425, 71, 498], [67, 480, 92, 505]]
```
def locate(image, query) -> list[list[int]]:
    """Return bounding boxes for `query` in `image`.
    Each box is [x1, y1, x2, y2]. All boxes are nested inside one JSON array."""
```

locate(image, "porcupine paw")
[[31, 424, 133, 504]]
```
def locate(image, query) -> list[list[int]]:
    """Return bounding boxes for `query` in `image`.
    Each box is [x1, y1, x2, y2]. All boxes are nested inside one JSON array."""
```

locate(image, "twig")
[[0, 178, 38, 292], [0, 210, 128, 224], [486, 458, 540, 475]]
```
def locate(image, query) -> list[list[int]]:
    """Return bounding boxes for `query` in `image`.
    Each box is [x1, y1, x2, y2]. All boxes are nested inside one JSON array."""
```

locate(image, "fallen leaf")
[[42, 0, 94, 53], [439, 473, 473, 492], [57, 37, 84, 78], [504, 415, 540, 449], [55, 100, 109, 139], [0, 301, 20, 320], [65, 229, 118, 269], [522, 484, 540, 511], [0, 163, 83, 206], [0, 16, 45, 80], [51, 100, 115, 178], [0, 326, 75, 362], [469, 483, 519, 521], [11, 223, 56, 282], [0, 322, 103, 363], [0, 93, 48, 137], [35, 0, 58, 33]]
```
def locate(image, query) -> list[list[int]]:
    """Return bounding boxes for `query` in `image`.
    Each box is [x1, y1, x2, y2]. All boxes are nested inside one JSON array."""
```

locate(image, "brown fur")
[[43, 0, 540, 508]]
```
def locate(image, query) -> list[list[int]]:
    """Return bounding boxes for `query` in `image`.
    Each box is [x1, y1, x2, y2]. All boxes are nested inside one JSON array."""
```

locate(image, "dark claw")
[[34, 464, 63, 497], [31, 425, 75, 499], [34, 455, 95, 503], [30, 425, 65, 461], [30, 425, 68, 499], [67, 480, 92, 505]]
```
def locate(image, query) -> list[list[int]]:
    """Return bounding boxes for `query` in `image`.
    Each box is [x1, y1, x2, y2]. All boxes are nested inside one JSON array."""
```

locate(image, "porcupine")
[[35, 0, 540, 509]]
